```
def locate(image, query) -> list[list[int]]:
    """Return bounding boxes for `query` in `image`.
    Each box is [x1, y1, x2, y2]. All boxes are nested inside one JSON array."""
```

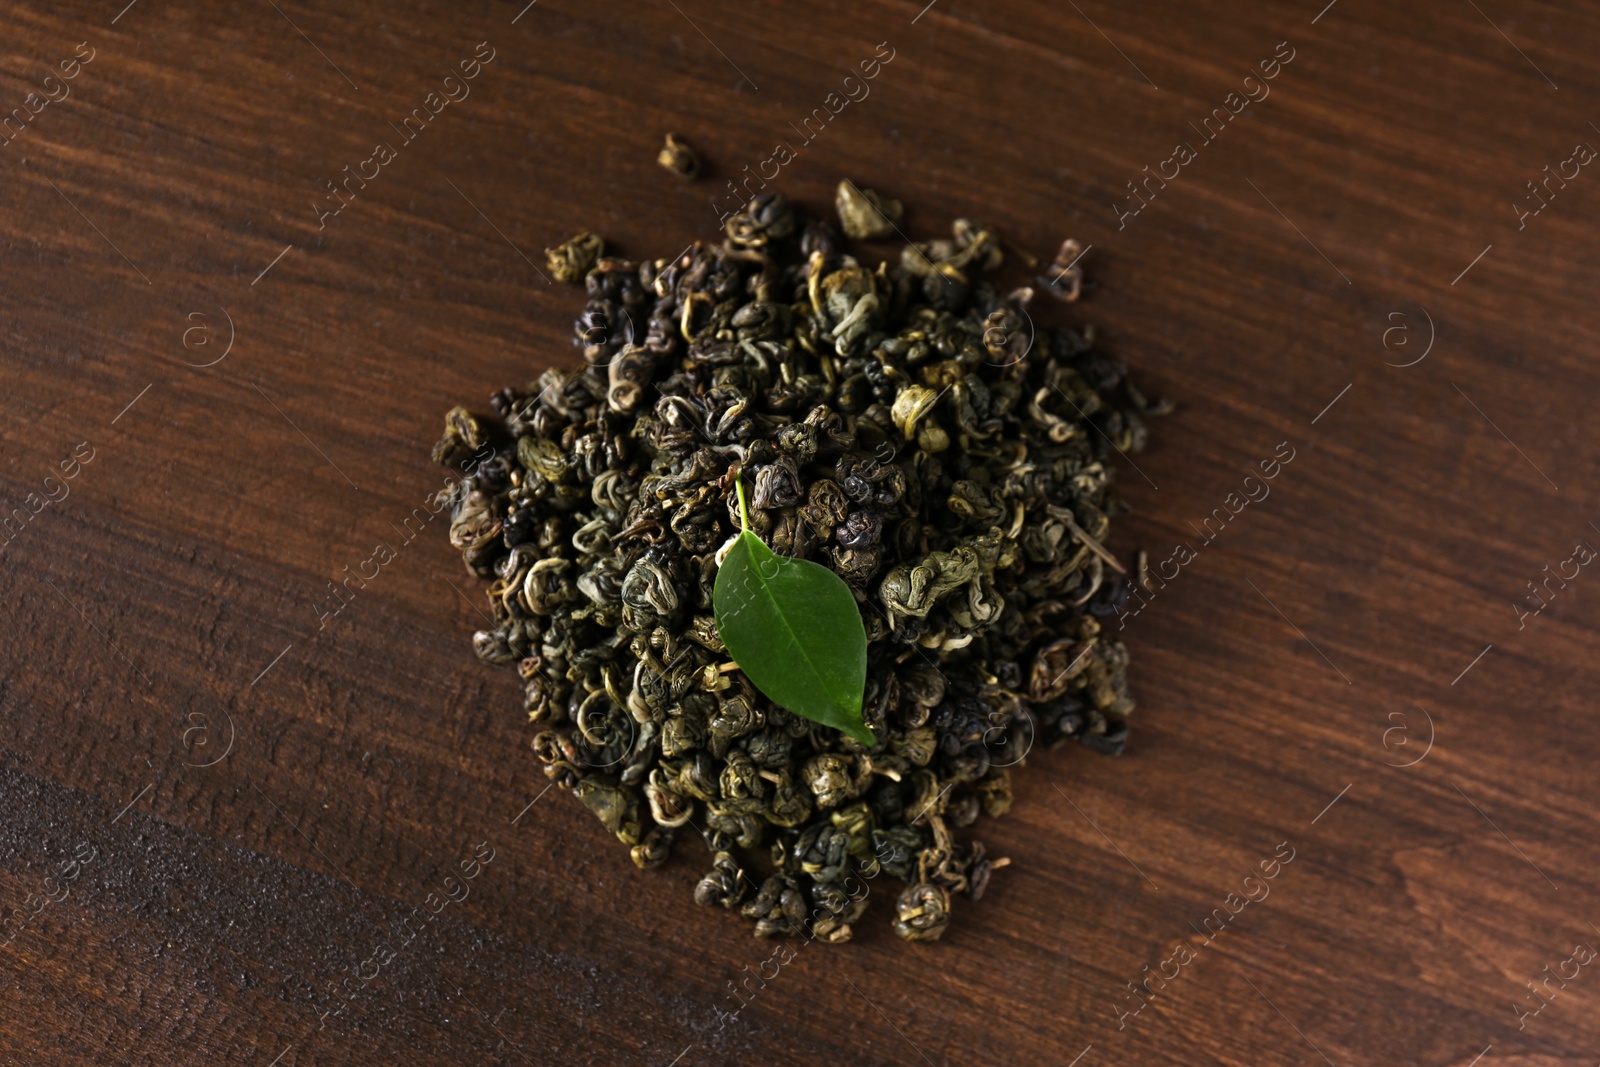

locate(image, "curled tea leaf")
[[714, 479, 873, 745], [545, 231, 604, 284], [657, 133, 700, 179], [835, 180, 903, 240]]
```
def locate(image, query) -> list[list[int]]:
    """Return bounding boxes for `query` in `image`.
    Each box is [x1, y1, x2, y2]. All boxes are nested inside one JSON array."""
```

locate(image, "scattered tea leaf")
[[657, 132, 700, 179]]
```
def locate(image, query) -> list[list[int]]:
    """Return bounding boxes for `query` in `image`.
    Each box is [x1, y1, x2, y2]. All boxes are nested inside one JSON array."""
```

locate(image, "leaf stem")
[[735, 472, 752, 533]]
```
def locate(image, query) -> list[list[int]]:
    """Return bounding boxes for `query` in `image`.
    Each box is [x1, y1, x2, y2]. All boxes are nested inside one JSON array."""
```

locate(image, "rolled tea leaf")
[[714, 481, 872, 745]]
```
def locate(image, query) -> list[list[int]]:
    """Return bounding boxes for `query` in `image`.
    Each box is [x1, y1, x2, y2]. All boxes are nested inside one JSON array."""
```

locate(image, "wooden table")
[[4, 1, 1597, 1063]]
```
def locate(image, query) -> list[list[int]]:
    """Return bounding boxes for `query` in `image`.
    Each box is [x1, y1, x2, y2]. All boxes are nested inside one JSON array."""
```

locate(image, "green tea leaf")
[[713, 480, 873, 745]]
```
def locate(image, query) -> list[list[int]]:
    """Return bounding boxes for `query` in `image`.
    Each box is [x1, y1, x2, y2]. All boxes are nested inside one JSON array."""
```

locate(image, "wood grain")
[[2, 0, 1599, 1063]]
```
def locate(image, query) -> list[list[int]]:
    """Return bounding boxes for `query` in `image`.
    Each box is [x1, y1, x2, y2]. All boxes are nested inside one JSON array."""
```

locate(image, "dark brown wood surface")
[[3, 0, 1598, 1063]]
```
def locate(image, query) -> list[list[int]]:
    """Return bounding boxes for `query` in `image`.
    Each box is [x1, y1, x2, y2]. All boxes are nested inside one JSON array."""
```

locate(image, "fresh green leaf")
[[713, 479, 873, 745]]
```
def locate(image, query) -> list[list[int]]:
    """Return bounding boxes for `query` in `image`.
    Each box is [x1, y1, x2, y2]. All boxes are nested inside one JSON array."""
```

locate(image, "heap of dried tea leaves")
[[431, 187, 1163, 941]]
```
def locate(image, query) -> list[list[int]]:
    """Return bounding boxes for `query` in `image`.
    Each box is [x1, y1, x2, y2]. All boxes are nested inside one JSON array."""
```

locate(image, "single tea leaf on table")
[[713, 482, 873, 745]]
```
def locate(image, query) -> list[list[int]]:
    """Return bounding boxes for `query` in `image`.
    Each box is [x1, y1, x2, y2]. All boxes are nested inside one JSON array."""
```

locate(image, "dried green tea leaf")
[[657, 132, 700, 179], [835, 179, 902, 240], [544, 231, 604, 283], [714, 481, 872, 745]]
